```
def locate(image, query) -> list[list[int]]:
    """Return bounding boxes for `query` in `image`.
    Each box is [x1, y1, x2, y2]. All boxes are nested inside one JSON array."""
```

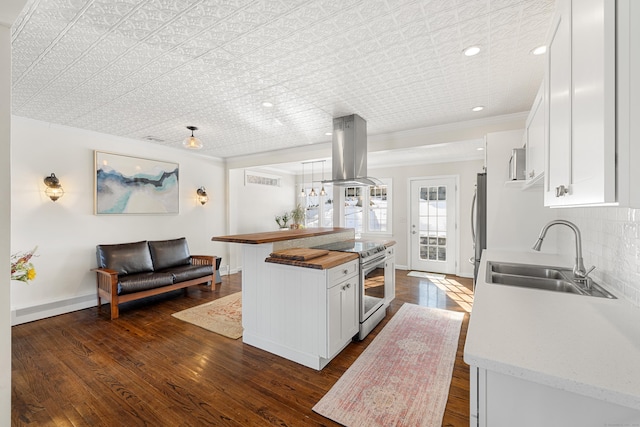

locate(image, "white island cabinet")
[[255, 258, 359, 369], [212, 228, 359, 370], [465, 249, 640, 427]]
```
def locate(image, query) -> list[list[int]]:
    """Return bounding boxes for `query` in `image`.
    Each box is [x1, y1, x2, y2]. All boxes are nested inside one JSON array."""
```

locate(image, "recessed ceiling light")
[[325, 132, 332, 136], [477, 147, 485, 151], [472, 106, 484, 112], [531, 45, 547, 55], [463, 46, 481, 56], [262, 101, 273, 108]]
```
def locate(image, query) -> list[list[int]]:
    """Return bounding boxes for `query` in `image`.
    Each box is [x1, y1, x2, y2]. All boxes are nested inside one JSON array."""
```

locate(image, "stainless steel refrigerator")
[[472, 172, 487, 285]]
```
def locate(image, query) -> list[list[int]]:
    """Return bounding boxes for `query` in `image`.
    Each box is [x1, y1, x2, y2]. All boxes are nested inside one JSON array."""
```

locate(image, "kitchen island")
[[212, 228, 360, 369], [464, 249, 640, 426]]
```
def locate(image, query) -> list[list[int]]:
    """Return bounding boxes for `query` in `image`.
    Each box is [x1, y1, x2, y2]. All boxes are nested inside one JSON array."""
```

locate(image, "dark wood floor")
[[12, 270, 472, 426]]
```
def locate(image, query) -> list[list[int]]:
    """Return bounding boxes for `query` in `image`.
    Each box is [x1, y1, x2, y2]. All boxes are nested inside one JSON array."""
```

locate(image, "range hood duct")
[[324, 114, 382, 187]]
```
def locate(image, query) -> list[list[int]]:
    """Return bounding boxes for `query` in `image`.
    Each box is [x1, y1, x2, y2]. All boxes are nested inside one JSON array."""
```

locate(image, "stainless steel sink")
[[486, 262, 616, 299], [489, 263, 566, 280]]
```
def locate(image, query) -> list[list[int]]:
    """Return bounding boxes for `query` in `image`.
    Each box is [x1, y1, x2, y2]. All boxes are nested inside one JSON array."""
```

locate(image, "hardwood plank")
[[12, 271, 472, 426]]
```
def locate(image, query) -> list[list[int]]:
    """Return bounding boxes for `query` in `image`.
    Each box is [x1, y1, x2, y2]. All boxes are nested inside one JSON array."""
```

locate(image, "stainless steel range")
[[313, 239, 389, 340]]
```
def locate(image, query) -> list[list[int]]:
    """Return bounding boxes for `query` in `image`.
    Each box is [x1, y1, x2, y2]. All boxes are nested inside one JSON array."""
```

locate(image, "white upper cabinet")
[[525, 83, 545, 185], [544, 0, 638, 207]]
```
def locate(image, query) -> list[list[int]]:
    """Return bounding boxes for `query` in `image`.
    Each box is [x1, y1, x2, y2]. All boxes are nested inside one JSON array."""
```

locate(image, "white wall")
[[367, 159, 484, 278], [4, 1, 28, 422], [10, 117, 227, 324], [485, 130, 558, 251], [555, 207, 640, 307], [226, 168, 296, 272], [1, 15, 14, 427]]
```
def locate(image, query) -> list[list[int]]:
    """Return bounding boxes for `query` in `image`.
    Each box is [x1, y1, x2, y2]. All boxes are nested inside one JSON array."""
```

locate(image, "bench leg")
[[110, 302, 119, 320]]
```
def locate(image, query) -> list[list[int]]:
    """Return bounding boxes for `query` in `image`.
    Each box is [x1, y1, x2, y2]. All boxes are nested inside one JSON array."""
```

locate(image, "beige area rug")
[[172, 292, 243, 339], [313, 303, 464, 427]]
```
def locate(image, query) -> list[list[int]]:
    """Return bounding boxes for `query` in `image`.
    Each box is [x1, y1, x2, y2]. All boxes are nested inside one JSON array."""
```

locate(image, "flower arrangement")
[[10, 246, 38, 283], [290, 204, 306, 228], [275, 212, 291, 229]]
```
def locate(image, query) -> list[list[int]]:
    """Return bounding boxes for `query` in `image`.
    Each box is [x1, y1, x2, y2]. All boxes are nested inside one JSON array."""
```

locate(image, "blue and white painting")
[[95, 151, 179, 214]]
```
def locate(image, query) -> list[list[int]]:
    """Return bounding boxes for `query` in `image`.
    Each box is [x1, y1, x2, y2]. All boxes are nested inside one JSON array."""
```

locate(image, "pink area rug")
[[172, 292, 243, 339], [313, 303, 464, 427]]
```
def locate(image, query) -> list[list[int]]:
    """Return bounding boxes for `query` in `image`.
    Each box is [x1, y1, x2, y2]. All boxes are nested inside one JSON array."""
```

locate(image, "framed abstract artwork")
[[94, 151, 179, 215]]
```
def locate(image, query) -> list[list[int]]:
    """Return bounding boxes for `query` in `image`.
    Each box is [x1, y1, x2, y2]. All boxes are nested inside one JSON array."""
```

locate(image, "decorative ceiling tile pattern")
[[11, 0, 554, 158]]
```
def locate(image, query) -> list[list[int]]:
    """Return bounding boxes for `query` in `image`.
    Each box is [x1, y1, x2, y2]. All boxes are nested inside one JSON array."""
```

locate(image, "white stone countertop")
[[464, 249, 640, 411]]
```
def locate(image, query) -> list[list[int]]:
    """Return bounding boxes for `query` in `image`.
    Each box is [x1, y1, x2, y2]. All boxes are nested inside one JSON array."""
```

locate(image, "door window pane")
[[418, 185, 447, 262]]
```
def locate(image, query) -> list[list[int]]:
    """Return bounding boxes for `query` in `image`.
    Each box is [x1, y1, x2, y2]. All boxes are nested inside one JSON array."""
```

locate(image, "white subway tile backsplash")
[[558, 207, 640, 307]]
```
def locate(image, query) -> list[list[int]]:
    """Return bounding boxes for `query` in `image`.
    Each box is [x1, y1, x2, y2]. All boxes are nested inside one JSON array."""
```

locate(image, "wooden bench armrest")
[[190, 255, 217, 266], [91, 267, 119, 277]]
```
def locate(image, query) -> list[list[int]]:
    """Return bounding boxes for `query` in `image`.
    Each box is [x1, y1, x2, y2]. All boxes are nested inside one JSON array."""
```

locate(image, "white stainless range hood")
[[324, 114, 382, 187]]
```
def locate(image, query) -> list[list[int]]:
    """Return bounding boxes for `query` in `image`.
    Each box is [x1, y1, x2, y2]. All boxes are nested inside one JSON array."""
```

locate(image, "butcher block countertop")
[[211, 227, 353, 244], [265, 250, 359, 270]]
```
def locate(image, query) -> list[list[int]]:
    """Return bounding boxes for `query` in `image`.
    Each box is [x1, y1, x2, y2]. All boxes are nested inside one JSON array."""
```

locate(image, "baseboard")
[[11, 293, 97, 326]]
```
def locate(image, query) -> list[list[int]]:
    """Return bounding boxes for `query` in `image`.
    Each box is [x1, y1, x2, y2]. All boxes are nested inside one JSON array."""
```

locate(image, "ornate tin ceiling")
[[11, 0, 554, 158]]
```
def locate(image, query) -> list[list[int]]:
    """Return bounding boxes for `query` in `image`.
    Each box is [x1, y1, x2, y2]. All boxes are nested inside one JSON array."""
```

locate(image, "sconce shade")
[[183, 126, 203, 149], [196, 187, 209, 205], [44, 173, 64, 202]]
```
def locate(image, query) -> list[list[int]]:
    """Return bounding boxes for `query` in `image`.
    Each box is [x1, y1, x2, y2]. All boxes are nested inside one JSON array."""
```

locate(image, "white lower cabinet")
[[471, 366, 640, 427], [242, 254, 359, 370], [327, 272, 358, 358]]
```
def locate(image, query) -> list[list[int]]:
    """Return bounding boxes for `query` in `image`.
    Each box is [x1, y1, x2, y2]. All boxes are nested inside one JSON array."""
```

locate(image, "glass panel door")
[[410, 177, 457, 274]]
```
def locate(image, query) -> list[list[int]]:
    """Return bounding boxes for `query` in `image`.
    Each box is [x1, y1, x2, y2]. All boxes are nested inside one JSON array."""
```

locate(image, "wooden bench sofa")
[[93, 237, 217, 319]]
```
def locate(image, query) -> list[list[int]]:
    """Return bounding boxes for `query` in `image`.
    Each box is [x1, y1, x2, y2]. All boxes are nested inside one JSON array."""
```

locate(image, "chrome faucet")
[[532, 220, 595, 286]]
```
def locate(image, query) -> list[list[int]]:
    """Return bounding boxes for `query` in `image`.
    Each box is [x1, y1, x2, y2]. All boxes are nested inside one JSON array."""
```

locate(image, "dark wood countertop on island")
[[211, 227, 353, 244]]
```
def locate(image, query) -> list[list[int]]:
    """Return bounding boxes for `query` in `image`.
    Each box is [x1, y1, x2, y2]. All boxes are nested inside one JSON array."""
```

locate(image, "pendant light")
[[320, 160, 327, 196], [300, 163, 306, 197], [309, 162, 317, 197], [183, 126, 203, 150]]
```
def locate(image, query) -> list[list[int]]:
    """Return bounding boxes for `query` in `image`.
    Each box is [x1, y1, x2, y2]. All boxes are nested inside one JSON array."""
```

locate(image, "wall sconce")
[[43, 173, 64, 202], [196, 187, 209, 205]]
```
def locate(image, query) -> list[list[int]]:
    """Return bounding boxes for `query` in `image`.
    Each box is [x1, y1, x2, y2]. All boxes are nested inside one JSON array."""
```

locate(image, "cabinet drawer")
[[328, 259, 359, 287]]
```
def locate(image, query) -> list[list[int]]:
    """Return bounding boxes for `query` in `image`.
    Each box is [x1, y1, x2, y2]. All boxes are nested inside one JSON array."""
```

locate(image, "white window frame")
[[298, 184, 334, 228], [336, 178, 393, 237]]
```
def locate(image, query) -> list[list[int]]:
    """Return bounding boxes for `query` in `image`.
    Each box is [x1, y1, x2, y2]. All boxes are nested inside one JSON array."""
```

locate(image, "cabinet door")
[[570, 0, 616, 205], [545, 0, 616, 206], [545, 0, 572, 206], [526, 84, 545, 183], [327, 278, 358, 358]]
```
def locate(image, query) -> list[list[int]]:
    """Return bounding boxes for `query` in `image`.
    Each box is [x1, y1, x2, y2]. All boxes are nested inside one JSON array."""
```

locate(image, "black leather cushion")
[[159, 264, 214, 282], [117, 272, 174, 295], [96, 241, 154, 275], [148, 238, 191, 270]]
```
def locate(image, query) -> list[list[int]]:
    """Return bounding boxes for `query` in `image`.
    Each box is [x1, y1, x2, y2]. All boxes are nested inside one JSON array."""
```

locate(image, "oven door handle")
[[361, 254, 386, 267]]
